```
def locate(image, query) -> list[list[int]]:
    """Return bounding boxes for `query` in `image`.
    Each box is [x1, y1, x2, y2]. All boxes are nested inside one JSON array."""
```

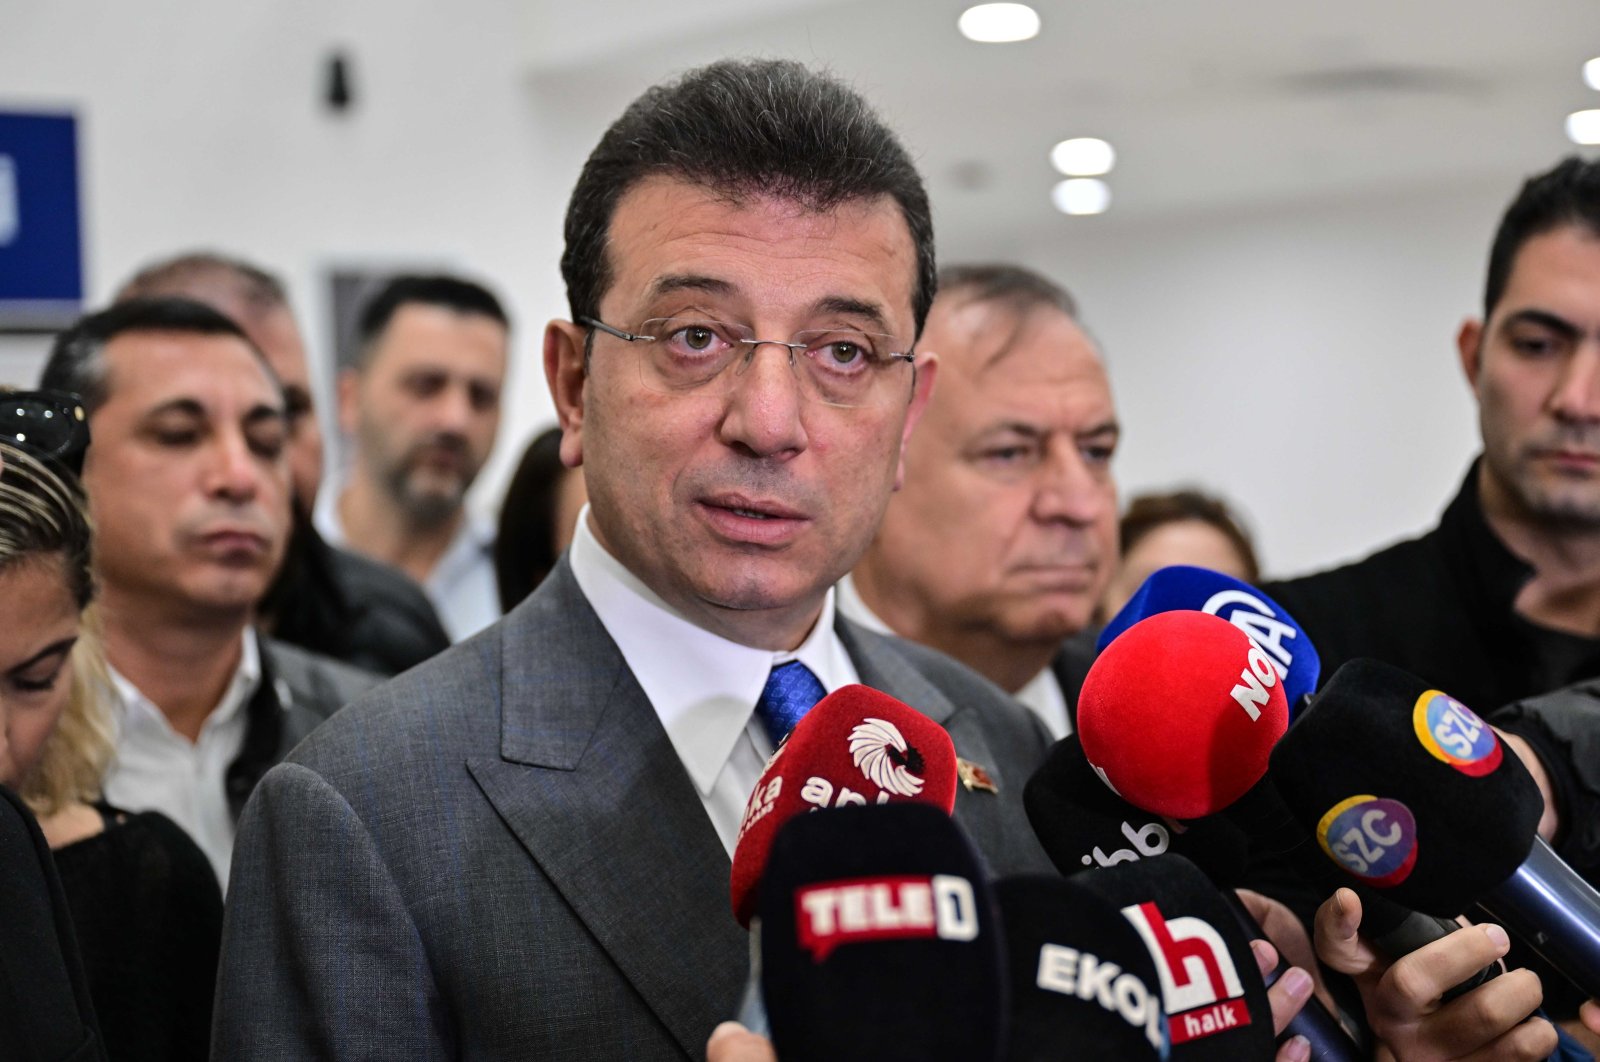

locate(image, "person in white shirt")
[[39, 297, 374, 887], [320, 274, 509, 641], [845, 265, 1120, 739]]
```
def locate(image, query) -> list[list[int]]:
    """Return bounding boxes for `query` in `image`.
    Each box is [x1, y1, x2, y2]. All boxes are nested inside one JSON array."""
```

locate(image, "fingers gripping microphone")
[[759, 803, 1005, 1062], [1271, 659, 1600, 997], [1079, 610, 1289, 819], [1070, 853, 1276, 1060], [1098, 565, 1321, 720], [996, 875, 1170, 1060], [731, 684, 959, 927]]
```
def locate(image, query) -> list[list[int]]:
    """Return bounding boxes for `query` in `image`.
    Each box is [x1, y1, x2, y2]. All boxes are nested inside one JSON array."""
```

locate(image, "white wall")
[[0, 4, 1520, 574], [0, 0, 568, 512], [1007, 180, 1502, 578]]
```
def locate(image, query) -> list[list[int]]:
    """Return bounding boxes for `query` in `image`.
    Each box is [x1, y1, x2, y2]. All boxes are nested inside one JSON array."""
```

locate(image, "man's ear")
[[893, 352, 939, 492], [545, 320, 589, 468], [336, 367, 360, 438], [1457, 318, 1485, 391]]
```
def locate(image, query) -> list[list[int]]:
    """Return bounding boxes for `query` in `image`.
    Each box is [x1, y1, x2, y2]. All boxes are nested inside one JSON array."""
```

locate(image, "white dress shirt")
[[102, 629, 263, 889], [315, 490, 500, 643], [568, 506, 860, 856], [835, 572, 1073, 740]]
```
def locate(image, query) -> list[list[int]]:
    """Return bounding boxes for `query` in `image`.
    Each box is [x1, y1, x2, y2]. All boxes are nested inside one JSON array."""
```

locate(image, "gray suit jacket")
[[215, 561, 1053, 1060]]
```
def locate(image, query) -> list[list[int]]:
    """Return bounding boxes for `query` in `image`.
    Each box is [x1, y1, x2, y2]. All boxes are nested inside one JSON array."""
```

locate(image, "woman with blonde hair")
[[0, 418, 222, 1062]]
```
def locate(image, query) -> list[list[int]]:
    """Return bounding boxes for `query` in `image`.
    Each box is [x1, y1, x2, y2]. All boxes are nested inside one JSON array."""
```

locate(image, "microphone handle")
[[1479, 835, 1600, 999], [1362, 896, 1499, 1003], [1222, 891, 1364, 1062], [737, 919, 770, 1038]]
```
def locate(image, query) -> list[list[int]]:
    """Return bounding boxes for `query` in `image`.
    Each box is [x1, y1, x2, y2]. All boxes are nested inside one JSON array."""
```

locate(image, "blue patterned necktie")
[[755, 661, 827, 747]]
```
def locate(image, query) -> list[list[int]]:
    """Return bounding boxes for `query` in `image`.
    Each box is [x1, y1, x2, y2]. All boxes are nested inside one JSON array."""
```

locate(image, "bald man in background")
[[843, 264, 1117, 738]]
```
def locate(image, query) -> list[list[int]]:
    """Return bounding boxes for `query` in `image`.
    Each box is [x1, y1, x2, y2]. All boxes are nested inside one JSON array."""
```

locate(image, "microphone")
[[758, 803, 1005, 1062], [1271, 658, 1600, 997], [996, 874, 1169, 1060], [1026, 734, 1251, 883], [1078, 610, 1289, 819], [730, 683, 959, 928], [1097, 564, 1321, 719], [1070, 853, 1278, 1059], [1026, 737, 1362, 1060]]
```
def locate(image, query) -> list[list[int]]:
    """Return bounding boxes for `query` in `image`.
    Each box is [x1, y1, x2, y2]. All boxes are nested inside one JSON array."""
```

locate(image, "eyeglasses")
[[0, 390, 90, 476], [580, 316, 917, 409]]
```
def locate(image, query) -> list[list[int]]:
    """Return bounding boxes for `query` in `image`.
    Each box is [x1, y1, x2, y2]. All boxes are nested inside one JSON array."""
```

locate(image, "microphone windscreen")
[[1269, 658, 1544, 915], [997, 875, 1169, 1060], [1025, 734, 1251, 886], [1078, 611, 1288, 819], [759, 803, 1004, 1062], [1069, 853, 1276, 1060], [1097, 565, 1322, 717], [731, 684, 958, 927]]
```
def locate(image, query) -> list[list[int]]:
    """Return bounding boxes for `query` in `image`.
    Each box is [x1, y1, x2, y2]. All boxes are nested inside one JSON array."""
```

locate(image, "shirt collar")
[[568, 505, 855, 795], [109, 627, 263, 738], [835, 572, 895, 636]]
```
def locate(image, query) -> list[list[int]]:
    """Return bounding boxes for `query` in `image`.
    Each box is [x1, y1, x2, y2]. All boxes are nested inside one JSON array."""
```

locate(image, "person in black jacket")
[[116, 251, 450, 676], [1267, 157, 1600, 718]]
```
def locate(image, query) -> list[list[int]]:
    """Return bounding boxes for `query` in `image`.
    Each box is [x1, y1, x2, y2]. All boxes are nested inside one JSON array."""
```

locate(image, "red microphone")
[[730, 684, 958, 927], [1079, 611, 1288, 819]]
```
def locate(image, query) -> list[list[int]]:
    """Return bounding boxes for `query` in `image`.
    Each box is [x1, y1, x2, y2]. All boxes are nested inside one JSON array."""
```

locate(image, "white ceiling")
[[521, 0, 1600, 257]]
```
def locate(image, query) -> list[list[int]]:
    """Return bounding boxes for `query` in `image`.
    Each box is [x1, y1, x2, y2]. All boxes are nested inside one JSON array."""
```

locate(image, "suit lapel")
[[466, 563, 746, 1058]]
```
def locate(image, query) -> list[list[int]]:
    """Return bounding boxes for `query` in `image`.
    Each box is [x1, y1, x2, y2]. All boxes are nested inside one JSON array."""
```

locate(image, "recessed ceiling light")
[[1567, 109, 1600, 145], [1050, 137, 1115, 177], [958, 3, 1041, 43], [1052, 178, 1110, 216], [1586, 57, 1600, 91]]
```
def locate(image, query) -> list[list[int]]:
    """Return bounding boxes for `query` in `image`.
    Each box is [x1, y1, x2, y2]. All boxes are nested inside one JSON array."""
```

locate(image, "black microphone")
[[1026, 736, 1361, 1060], [995, 875, 1169, 1060], [757, 802, 1006, 1061], [1271, 658, 1600, 998], [1069, 852, 1278, 1059]]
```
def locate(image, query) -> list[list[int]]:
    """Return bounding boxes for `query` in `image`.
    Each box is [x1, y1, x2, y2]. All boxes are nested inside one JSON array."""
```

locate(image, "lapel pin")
[[956, 758, 999, 795]]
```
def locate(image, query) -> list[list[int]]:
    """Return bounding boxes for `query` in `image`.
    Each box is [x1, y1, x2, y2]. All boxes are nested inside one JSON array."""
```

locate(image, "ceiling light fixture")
[[1052, 178, 1111, 216], [958, 3, 1041, 43], [1586, 57, 1600, 91], [1050, 137, 1115, 176], [1567, 109, 1600, 145]]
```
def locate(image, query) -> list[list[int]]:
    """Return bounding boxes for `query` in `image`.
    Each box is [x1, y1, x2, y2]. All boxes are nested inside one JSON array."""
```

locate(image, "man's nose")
[[1550, 342, 1600, 424], [429, 382, 477, 436], [206, 432, 263, 501], [717, 344, 809, 459], [1032, 445, 1111, 526]]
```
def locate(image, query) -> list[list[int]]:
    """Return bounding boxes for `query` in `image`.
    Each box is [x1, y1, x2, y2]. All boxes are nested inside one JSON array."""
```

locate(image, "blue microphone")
[[1098, 565, 1321, 719]]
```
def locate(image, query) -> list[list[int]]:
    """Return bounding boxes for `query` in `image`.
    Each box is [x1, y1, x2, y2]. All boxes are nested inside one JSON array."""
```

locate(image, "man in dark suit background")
[[214, 59, 1057, 1059], [843, 264, 1117, 738]]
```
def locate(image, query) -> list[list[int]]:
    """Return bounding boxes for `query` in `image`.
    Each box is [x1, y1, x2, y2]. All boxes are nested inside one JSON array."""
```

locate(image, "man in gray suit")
[[214, 59, 1054, 1059]]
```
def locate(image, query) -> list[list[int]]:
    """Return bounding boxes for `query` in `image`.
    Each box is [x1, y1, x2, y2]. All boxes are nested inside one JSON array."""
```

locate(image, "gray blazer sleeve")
[[212, 762, 450, 1059]]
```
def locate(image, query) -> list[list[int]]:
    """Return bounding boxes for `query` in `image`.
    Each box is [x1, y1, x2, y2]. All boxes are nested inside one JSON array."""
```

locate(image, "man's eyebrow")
[[647, 274, 737, 301], [142, 397, 206, 420], [813, 296, 890, 334], [1500, 308, 1582, 340], [1078, 419, 1120, 439]]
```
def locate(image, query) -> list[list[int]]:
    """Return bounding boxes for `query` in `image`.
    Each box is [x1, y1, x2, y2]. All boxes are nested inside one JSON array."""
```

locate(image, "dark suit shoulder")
[[324, 546, 452, 673]]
